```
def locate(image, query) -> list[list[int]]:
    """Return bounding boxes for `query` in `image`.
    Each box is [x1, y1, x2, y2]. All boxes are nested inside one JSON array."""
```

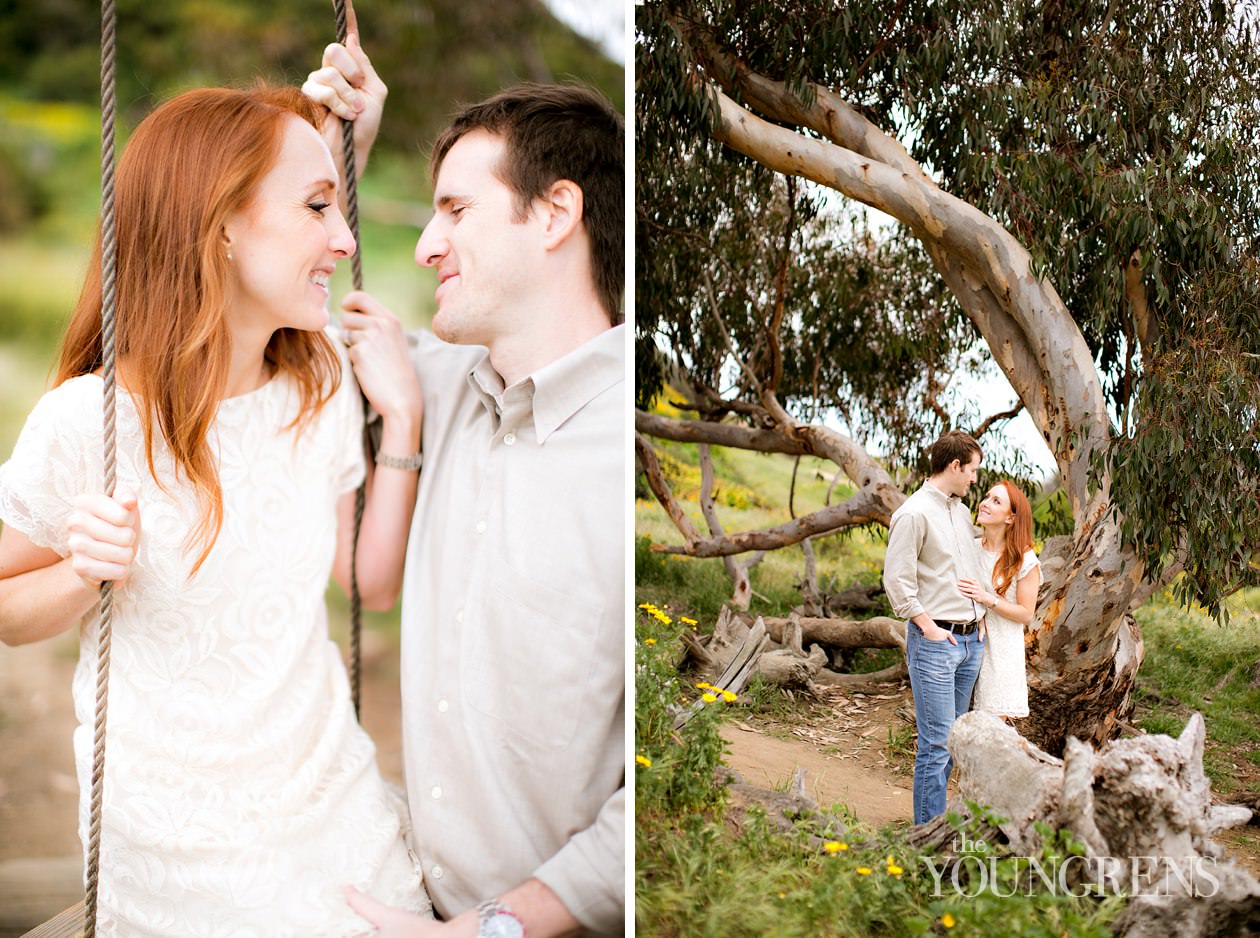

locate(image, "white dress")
[[972, 543, 1040, 719], [0, 357, 430, 937]]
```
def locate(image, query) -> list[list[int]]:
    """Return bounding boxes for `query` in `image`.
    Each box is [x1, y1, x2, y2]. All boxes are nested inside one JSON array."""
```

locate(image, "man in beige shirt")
[[882, 430, 986, 825], [306, 53, 624, 938]]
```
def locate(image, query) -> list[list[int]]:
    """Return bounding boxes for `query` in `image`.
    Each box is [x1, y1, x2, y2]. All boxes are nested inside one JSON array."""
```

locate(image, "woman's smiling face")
[[976, 484, 1014, 527], [222, 115, 356, 338]]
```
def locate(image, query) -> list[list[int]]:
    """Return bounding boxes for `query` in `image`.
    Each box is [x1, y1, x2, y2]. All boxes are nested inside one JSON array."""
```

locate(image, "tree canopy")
[[0, 0, 624, 154], [637, 0, 1260, 616]]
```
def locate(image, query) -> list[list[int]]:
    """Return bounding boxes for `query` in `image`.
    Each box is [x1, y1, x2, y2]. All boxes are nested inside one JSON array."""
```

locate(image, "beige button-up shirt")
[[882, 481, 985, 624], [398, 326, 625, 934]]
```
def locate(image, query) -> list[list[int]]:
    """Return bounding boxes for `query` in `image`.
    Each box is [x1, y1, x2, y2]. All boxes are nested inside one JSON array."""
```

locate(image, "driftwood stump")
[[949, 711, 1260, 937]]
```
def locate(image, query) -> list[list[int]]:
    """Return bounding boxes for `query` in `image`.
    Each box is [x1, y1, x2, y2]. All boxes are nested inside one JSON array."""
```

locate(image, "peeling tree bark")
[[949, 711, 1260, 936]]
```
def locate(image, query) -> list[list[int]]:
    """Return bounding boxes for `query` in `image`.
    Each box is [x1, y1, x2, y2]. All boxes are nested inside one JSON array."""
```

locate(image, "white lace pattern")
[[972, 544, 1040, 719], [0, 361, 430, 936]]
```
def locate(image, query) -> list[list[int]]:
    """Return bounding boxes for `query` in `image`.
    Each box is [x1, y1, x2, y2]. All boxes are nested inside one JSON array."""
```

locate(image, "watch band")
[[475, 899, 525, 938], [374, 449, 423, 471]]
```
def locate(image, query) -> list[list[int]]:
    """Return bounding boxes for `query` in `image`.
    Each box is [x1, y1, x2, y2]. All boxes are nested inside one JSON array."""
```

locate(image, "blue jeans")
[[905, 623, 984, 824]]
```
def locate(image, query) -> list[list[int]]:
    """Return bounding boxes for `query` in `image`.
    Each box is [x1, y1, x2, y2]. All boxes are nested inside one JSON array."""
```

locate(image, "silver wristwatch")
[[475, 899, 525, 938]]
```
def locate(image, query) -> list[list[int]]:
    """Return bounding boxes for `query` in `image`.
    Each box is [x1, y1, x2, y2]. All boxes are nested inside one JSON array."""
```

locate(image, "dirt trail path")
[[721, 688, 915, 828]]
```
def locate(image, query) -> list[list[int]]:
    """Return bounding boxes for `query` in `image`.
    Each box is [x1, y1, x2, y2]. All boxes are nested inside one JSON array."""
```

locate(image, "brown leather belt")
[[933, 618, 979, 635]]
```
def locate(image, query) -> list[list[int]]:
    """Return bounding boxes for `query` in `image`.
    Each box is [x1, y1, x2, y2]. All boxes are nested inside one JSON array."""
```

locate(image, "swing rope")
[[78, 2, 367, 932], [83, 0, 117, 931], [331, 0, 368, 722]]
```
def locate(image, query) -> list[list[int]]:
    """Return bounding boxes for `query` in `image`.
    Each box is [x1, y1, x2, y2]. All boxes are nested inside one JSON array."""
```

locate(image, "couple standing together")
[[0, 35, 622, 938], [882, 430, 1043, 825]]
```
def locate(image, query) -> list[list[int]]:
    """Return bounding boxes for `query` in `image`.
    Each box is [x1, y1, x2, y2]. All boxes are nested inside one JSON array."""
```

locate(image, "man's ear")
[[539, 178, 584, 251]]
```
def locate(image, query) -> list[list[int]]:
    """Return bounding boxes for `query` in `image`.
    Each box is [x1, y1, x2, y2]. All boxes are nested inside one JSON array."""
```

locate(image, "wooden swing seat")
[[20, 902, 83, 938]]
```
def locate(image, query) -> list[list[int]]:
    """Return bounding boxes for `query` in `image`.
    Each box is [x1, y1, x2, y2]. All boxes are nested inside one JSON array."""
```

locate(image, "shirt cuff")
[[532, 788, 624, 935], [892, 600, 926, 621]]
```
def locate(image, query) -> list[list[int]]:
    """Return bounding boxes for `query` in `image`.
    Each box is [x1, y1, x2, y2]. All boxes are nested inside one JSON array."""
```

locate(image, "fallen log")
[[740, 613, 906, 651]]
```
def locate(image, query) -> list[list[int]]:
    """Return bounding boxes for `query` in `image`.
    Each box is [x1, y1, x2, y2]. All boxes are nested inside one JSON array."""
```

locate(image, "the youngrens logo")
[[920, 831, 1224, 899]]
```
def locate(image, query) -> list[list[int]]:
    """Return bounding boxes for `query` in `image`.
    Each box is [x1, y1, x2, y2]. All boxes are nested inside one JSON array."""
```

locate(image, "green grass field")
[[635, 432, 1260, 936]]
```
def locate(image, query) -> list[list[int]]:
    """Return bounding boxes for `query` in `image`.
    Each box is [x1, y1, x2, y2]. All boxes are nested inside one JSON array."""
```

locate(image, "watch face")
[[481, 912, 525, 938]]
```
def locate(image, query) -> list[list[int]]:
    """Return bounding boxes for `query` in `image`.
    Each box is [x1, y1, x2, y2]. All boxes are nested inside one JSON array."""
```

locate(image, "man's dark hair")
[[431, 83, 624, 325], [929, 430, 983, 475]]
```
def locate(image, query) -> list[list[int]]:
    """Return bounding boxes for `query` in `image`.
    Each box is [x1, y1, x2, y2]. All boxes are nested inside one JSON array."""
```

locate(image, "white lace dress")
[[0, 359, 430, 937], [972, 544, 1040, 719]]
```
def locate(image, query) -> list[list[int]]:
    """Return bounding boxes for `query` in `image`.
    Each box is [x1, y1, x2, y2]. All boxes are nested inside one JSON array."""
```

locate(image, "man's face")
[[414, 130, 540, 348], [948, 453, 982, 498]]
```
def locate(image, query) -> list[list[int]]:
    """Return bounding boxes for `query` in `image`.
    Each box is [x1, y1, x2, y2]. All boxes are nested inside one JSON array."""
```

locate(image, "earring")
[[226, 251, 233, 261]]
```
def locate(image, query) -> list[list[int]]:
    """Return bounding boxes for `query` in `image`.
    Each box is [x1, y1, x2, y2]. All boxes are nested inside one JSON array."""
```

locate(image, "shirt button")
[[475, 520, 487, 534], [431, 786, 442, 799], [431, 865, 444, 880], [437, 699, 449, 713], [503, 431, 516, 446]]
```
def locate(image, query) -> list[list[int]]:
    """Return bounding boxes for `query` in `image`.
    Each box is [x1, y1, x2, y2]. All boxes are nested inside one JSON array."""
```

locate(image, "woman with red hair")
[[0, 84, 429, 933], [958, 480, 1042, 719]]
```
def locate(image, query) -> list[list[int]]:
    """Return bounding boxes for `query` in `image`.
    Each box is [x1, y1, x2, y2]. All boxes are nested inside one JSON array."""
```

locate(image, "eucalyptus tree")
[[635, 0, 1260, 751]]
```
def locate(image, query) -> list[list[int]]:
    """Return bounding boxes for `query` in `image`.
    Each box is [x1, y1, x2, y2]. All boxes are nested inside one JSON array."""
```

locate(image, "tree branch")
[[972, 403, 1024, 439], [699, 442, 756, 608], [635, 432, 701, 546], [1125, 250, 1160, 351], [652, 486, 891, 558], [636, 410, 809, 455]]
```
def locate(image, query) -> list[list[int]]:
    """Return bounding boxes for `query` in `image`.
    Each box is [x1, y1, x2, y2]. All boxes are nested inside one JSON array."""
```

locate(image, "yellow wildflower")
[[823, 841, 846, 854], [721, 690, 738, 703], [644, 638, 657, 646], [701, 692, 718, 703], [635, 755, 652, 768], [886, 863, 903, 876], [942, 914, 956, 929], [695, 682, 715, 690], [680, 616, 698, 625], [856, 867, 872, 876]]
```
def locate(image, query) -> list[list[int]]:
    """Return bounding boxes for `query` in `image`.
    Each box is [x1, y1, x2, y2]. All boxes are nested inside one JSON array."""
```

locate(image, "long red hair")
[[991, 479, 1035, 597], [56, 86, 341, 574]]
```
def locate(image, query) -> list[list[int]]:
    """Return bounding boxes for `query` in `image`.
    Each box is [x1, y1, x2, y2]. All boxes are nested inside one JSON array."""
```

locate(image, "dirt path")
[[721, 689, 915, 828]]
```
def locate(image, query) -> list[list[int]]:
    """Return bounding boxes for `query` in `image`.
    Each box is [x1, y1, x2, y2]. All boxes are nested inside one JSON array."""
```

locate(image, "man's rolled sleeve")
[[533, 787, 624, 935], [883, 511, 926, 621]]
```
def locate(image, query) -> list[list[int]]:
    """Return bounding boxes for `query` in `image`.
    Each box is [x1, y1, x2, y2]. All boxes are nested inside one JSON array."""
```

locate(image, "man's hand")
[[914, 614, 957, 646], [344, 887, 458, 937], [302, 32, 387, 178]]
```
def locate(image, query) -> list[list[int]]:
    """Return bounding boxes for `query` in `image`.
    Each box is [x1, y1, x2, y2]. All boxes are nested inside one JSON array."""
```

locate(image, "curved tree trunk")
[[670, 30, 1176, 753]]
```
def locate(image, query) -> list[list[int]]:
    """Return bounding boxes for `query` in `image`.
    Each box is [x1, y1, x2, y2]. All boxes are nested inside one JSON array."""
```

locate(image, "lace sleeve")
[[0, 379, 102, 556], [1017, 549, 1041, 581]]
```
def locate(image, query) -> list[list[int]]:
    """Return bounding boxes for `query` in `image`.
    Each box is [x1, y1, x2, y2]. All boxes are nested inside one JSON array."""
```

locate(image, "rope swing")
[[22, 2, 371, 934]]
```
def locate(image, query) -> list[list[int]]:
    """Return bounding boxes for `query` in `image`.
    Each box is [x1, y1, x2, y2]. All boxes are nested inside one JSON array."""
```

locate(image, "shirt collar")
[[922, 480, 961, 504], [465, 325, 625, 443]]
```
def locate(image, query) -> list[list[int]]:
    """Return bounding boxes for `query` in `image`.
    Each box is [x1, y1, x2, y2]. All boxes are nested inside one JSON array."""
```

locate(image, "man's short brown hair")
[[431, 83, 624, 324], [929, 430, 983, 475]]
